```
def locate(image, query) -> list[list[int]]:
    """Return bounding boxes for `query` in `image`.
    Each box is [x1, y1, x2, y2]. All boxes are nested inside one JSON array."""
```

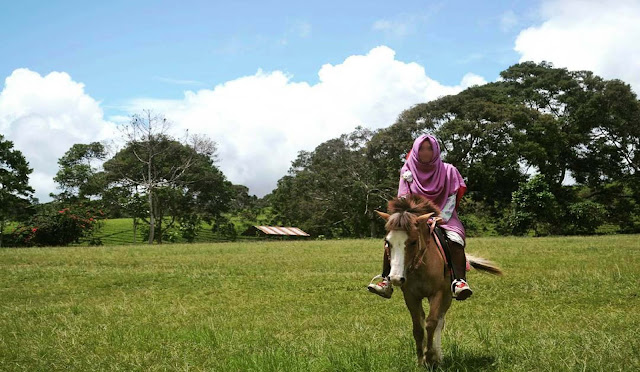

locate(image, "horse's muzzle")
[[390, 275, 405, 286]]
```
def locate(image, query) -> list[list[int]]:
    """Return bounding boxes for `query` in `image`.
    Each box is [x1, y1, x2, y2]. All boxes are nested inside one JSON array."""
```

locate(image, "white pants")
[[445, 230, 465, 247]]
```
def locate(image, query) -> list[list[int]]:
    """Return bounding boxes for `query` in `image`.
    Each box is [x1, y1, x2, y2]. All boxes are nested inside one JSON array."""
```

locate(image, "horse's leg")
[[403, 293, 427, 366], [431, 292, 452, 363], [424, 291, 446, 365]]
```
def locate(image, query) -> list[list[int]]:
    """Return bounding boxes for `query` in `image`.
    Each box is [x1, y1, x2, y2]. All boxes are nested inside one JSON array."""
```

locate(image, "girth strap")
[[429, 219, 455, 279]]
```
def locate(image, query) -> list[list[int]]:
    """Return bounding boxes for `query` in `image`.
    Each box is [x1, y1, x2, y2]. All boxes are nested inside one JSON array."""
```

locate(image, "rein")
[[409, 217, 443, 272]]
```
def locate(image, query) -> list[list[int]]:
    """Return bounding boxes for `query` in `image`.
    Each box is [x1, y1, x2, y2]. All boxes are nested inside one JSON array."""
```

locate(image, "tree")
[[0, 135, 35, 247], [52, 142, 107, 201], [271, 127, 391, 238], [509, 175, 558, 236], [103, 110, 232, 243], [269, 62, 640, 237]]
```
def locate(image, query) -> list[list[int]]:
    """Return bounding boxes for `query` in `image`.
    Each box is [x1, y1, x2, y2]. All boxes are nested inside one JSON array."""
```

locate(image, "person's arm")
[[397, 169, 412, 197], [441, 194, 457, 222]]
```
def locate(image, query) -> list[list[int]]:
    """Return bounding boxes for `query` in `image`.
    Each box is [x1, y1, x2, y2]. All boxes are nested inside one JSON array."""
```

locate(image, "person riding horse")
[[368, 134, 472, 300]]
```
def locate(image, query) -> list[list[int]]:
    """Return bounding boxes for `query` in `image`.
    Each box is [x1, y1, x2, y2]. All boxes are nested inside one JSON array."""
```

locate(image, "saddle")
[[429, 220, 469, 279]]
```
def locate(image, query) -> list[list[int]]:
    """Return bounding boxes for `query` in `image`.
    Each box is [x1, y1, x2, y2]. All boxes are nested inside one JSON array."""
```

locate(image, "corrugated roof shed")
[[243, 226, 310, 237]]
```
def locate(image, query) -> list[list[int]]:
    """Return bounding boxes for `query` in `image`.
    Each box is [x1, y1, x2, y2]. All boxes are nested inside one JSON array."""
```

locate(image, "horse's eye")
[[409, 240, 418, 246]]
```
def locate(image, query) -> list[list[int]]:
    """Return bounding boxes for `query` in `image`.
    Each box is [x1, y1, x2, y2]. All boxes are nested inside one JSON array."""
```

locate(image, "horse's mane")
[[385, 194, 441, 232]]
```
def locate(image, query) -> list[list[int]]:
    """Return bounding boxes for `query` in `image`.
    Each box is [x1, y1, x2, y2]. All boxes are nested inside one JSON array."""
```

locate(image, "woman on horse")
[[368, 134, 472, 300]]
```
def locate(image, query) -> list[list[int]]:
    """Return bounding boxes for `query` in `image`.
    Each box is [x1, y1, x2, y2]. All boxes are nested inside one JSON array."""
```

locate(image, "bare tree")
[[108, 110, 217, 244]]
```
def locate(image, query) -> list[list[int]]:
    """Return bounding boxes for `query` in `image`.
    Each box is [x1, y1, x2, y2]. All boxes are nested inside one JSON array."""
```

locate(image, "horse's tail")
[[467, 255, 503, 276]]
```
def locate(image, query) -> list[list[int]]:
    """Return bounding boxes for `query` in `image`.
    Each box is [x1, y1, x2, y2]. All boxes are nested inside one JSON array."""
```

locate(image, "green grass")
[[1, 235, 639, 371], [84, 218, 237, 246]]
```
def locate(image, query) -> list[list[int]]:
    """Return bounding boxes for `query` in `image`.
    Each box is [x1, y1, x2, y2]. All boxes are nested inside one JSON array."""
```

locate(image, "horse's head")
[[375, 195, 441, 286]]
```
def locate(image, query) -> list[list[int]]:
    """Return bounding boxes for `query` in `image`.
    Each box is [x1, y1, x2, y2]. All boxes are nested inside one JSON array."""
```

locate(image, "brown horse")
[[375, 195, 502, 366]]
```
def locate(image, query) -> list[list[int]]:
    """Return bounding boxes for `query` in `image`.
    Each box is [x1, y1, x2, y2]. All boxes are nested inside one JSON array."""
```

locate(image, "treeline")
[[1, 62, 639, 246], [267, 62, 640, 238], [1, 111, 245, 247]]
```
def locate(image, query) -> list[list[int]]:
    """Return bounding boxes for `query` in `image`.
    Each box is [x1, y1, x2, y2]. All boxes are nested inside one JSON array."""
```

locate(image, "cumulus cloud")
[[1, 47, 485, 199], [125, 46, 485, 196], [0, 69, 117, 201], [515, 0, 640, 93]]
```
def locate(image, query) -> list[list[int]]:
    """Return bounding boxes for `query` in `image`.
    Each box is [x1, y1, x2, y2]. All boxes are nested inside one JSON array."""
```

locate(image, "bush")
[[565, 201, 607, 235], [509, 175, 558, 236], [459, 213, 498, 237], [212, 216, 237, 241], [12, 205, 103, 247], [179, 214, 201, 243], [138, 222, 180, 243]]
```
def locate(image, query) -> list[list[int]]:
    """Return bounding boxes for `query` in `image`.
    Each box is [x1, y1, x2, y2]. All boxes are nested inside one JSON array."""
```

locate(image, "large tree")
[[52, 142, 107, 201], [103, 111, 232, 243], [270, 61, 640, 236], [0, 135, 35, 247], [270, 127, 391, 238]]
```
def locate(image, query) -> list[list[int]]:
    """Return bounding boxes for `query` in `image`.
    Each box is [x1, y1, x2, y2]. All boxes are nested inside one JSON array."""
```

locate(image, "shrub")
[[565, 201, 607, 235], [509, 175, 558, 236], [12, 205, 104, 246], [179, 214, 201, 243]]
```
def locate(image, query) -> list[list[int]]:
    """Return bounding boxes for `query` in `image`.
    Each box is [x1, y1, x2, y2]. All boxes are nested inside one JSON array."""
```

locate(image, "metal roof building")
[[242, 226, 310, 238]]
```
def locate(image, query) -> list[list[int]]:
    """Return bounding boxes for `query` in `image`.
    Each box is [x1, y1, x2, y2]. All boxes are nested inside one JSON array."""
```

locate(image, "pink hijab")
[[398, 134, 467, 240]]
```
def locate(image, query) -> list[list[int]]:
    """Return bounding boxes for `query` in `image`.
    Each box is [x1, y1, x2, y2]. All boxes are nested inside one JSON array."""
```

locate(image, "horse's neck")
[[416, 223, 441, 266]]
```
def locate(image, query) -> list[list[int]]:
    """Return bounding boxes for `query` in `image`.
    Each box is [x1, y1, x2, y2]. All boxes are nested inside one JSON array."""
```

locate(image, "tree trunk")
[[370, 217, 376, 238], [156, 217, 163, 244], [147, 188, 155, 244], [132, 217, 137, 243]]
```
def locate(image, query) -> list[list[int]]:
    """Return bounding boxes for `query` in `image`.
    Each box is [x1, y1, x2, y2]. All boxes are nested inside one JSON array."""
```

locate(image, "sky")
[[2, 0, 640, 201]]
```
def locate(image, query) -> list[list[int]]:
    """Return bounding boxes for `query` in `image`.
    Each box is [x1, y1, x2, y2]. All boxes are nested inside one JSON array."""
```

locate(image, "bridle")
[[385, 215, 442, 273]]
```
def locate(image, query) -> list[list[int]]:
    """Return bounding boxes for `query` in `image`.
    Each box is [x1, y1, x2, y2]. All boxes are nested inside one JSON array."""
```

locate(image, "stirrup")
[[367, 275, 393, 299], [368, 274, 383, 285], [451, 279, 473, 301]]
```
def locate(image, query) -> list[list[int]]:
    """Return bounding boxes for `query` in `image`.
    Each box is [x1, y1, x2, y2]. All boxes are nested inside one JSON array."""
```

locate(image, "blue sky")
[[1, 0, 536, 117], [2, 0, 639, 200]]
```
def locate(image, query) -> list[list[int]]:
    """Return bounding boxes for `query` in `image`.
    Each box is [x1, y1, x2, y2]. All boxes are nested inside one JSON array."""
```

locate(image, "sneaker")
[[451, 279, 473, 301], [367, 275, 393, 299]]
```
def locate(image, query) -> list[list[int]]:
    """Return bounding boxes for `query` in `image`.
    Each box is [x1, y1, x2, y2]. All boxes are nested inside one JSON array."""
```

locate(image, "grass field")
[[1, 235, 639, 371], [77, 218, 241, 246]]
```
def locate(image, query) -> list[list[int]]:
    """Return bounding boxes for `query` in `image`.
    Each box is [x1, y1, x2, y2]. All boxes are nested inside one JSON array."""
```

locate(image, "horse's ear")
[[375, 210, 390, 221], [416, 212, 434, 225]]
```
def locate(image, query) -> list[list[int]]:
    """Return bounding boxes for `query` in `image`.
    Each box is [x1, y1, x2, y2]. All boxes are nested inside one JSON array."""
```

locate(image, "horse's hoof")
[[418, 356, 427, 367], [425, 351, 443, 367]]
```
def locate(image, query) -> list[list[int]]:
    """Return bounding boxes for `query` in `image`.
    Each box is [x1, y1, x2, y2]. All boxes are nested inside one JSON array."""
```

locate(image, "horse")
[[375, 194, 502, 366]]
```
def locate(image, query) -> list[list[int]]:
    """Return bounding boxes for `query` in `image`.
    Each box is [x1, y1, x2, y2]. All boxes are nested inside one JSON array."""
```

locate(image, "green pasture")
[[1, 235, 639, 371], [79, 218, 240, 245]]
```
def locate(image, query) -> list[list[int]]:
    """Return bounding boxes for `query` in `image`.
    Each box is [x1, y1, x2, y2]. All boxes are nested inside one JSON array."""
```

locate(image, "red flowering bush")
[[12, 205, 104, 246]]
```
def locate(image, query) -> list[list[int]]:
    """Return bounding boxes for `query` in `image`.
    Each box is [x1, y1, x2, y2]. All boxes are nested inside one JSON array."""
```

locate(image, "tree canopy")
[[269, 62, 640, 237], [0, 134, 35, 246], [102, 111, 233, 243]]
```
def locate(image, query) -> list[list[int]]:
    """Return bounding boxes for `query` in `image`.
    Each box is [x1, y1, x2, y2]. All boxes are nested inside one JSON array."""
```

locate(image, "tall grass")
[[1, 235, 639, 371]]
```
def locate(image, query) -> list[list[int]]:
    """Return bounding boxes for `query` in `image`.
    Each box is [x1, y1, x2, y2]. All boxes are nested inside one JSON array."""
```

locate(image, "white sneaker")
[[367, 275, 393, 299], [451, 279, 473, 301]]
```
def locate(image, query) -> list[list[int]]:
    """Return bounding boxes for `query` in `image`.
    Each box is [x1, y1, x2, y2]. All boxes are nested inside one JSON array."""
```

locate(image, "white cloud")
[[1, 47, 486, 200], [515, 0, 640, 93], [0, 69, 117, 201], [372, 18, 412, 38], [460, 73, 488, 88], [124, 46, 485, 196]]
